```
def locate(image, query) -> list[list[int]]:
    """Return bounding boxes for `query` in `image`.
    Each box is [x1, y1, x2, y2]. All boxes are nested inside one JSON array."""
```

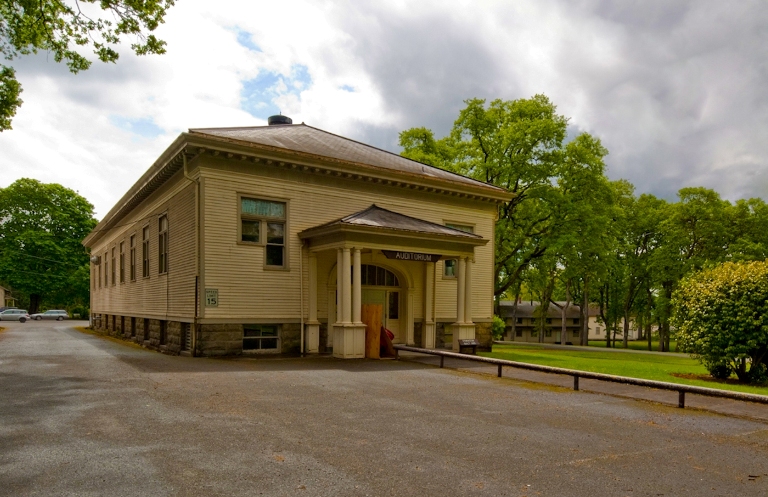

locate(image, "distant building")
[[83, 117, 512, 358], [498, 300, 642, 343]]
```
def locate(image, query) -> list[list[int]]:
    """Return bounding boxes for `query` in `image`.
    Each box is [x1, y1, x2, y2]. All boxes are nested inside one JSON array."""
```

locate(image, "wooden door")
[[361, 304, 382, 359]]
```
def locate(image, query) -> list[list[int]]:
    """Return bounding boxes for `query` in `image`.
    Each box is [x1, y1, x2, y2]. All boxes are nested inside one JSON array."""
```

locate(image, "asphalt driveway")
[[1, 321, 767, 496]]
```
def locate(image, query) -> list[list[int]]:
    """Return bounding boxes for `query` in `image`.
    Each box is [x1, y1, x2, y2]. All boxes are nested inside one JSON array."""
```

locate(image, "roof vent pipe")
[[268, 114, 293, 126]]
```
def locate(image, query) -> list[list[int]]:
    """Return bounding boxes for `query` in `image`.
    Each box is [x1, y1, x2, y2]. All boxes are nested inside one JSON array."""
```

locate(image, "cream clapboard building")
[[83, 117, 512, 358]]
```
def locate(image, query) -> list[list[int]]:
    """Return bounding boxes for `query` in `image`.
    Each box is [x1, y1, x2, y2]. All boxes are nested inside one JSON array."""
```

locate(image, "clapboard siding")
[[200, 157, 496, 321], [90, 171, 196, 319]]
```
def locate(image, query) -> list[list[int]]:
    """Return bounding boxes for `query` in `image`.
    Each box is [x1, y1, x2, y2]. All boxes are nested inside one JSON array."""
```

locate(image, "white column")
[[309, 253, 318, 322], [423, 262, 436, 349], [457, 256, 466, 324], [342, 247, 352, 323], [306, 252, 320, 353], [352, 248, 362, 324], [464, 256, 473, 324], [425, 263, 434, 323], [336, 249, 343, 324]]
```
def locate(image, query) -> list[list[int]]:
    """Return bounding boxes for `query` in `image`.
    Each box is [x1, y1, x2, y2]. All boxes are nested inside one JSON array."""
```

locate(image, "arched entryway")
[[360, 264, 402, 342]]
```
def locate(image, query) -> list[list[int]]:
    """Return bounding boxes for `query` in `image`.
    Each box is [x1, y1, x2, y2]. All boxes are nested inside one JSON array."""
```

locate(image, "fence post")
[[440, 356, 444, 368], [498, 364, 502, 378], [573, 375, 579, 391], [678, 391, 685, 408]]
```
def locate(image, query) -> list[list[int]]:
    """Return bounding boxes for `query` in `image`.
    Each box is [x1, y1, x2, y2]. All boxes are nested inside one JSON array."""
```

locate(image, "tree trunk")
[[510, 292, 520, 340], [622, 311, 630, 349], [560, 283, 571, 345], [646, 322, 652, 351], [581, 277, 590, 346], [29, 293, 41, 315]]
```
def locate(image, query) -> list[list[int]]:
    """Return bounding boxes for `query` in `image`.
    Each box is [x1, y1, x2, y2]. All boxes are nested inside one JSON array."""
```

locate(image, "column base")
[[447, 323, 476, 351], [422, 321, 436, 349], [305, 322, 320, 353], [332, 323, 366, 358]]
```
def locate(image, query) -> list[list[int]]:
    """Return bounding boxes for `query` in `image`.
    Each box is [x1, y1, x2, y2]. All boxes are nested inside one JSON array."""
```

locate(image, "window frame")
[[129, 234, 136, 281], [243, 324, 280, 353], [111, 247, 116, 285], [158, 213, 168, 275], [237, 193, 290, 270], [142, 224, 150, 278], [119, 241, 125, 283], [441, 221, 475, 279], [104, 251, 108, 287]]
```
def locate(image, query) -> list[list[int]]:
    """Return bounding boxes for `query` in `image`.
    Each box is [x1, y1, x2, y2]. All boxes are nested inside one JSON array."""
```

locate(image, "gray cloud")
[[330, 1, 768, 202]]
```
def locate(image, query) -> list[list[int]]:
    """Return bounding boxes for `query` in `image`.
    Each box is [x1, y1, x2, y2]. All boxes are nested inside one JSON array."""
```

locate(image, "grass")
[[481, 343, 768, 396], [587, 340, 678, 352]]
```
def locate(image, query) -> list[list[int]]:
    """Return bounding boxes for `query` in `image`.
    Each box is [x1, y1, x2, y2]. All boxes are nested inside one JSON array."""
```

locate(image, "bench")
[[458, 339, 479, 355]]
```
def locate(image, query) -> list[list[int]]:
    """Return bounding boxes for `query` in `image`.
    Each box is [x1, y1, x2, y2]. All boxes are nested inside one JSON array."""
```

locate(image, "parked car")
[[30, 310, 70, 321], [0, 309, 31, 322]]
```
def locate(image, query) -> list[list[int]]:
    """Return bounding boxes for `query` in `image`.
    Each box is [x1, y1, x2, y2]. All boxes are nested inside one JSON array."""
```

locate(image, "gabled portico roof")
[[299, 205, 487, 255]]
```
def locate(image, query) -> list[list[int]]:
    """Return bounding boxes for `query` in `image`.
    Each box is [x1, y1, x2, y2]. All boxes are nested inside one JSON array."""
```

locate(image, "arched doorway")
[[359, 264, 402, 342]]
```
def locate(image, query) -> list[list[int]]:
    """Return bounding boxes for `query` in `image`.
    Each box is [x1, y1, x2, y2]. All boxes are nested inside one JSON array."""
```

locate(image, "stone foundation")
[[413, 321, 423, 347], [281, 323, 301, 354], [319, 322, 329, 353], [474, 321, 493, 351], [198, 323, 243, 357]]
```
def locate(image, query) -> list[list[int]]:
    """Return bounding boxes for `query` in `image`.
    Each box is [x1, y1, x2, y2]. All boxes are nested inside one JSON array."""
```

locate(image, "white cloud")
[[2, 0, 768, 218]]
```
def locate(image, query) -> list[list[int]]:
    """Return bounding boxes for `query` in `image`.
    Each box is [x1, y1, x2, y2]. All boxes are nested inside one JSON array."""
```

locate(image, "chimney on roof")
[[268, 114, 293, 126]]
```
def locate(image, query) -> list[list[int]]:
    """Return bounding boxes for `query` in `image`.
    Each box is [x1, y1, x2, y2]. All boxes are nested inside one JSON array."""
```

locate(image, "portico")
[[299, 205, 487, 358]]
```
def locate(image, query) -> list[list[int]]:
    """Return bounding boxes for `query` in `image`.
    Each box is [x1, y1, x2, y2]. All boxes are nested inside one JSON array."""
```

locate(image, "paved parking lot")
[[1, 321, 767, 496]]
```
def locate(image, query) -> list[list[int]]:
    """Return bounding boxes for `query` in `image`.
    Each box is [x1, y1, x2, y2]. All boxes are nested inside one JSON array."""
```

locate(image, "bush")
[[492, 315, 506, 341], [673, 261, 768, 384]]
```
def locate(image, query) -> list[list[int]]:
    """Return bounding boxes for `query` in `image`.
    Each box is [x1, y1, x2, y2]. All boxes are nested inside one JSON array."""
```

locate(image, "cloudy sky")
[[2, 0, 767, 218]]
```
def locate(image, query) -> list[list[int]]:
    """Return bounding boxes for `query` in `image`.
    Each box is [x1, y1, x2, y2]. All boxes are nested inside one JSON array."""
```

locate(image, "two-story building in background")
[[83, 116, 512, 358]]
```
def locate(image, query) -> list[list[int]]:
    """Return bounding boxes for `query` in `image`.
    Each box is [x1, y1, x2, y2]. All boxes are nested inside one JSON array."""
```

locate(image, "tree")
[[673, 261, 768, 384], [0, 0, 175, 130], [400, 96, 570, 300], [0, 179, 97, 313]]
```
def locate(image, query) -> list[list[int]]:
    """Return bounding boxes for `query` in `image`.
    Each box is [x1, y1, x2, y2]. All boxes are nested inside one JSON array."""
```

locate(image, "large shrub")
[[673, 261, 768, 383]]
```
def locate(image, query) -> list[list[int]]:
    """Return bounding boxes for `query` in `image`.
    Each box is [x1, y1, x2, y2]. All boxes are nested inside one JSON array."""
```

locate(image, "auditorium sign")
[[381, 250, 442, 262]]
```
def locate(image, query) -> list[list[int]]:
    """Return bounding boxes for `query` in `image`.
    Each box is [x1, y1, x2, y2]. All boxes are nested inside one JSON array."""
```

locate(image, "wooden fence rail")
[[393, 345, 768, 408]]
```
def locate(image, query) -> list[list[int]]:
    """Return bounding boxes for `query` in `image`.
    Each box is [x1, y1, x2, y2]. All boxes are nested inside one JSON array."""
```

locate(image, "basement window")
[[243, 324, 279, 352]]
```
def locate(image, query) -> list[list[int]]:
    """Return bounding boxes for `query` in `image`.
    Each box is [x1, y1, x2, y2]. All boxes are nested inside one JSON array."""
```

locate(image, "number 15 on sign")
[[205, 289, 218, 307]]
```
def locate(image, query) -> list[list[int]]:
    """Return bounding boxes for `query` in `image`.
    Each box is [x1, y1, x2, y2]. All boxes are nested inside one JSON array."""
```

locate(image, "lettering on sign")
[[205, 289, 219, 307], [381, 250, 442, 262]]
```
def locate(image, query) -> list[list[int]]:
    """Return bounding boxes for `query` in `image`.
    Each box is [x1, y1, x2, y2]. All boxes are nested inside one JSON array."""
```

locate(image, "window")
[[119, 242, 125, 283], [545, 318, 552, 324], [516, 317, 523, 324], [98, 263, 102, 289], [129, 235, 136, 281], [531, 330, 538, 337], [443, 223, 474, 277], [158, 215, 168, 274], [181, 323, 191, 351], [545, 329, 552, 337], [104, 251, 108, 287], [515, 329, 522, 337], [142, 226, 150, 278], [444, 259, 456, 277], [388, 291, 399, 320], [111, 248, 116, 285], [360, 265, 399, 287], [243, 324, 279, 351], [239, 197, 286, 268], [573, 318, 580, 325], [573, 330, 580, 338]]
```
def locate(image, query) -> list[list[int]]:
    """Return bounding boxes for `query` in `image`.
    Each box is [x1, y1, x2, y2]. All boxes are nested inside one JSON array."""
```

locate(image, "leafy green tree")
[[400, 95, 570, 300], [0, 179, 97, 312], [673, 261, 768, 383], [0, 0, 175, 130]]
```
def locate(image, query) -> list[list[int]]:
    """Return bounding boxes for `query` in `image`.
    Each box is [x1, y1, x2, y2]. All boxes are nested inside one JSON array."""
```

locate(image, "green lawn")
[[587, 340, 678, 352], [481, 343, 768, 395]]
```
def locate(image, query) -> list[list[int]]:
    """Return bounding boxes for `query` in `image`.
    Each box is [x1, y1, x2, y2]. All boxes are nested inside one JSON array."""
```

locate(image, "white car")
[[30, 310, 69, 321], [0, 309, 31, 322]]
